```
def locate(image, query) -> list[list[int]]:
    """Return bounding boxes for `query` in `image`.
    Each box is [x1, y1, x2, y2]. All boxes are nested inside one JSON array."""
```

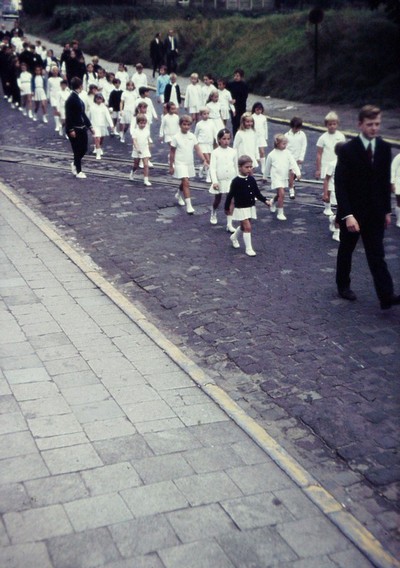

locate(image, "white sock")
[[243, 232, 253, 251], [396, 206, 400, 226], [226, 214, 234, 228]]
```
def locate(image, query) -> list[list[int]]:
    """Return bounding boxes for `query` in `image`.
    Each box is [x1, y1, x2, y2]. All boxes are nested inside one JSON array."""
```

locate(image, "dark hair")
[[139, 86, 149, 96], [70, 76, 83, 90], [217, 128, 231, 141], [165, 101, 176, 112], [290, 116, 303, 129], [251, 102, 264, 113], [234, 68, 244, 77], [358, 105, 381, 122]]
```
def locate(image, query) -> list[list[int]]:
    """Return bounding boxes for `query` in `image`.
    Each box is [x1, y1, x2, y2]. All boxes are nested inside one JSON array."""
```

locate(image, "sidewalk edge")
[[1, 181, 398, 568]]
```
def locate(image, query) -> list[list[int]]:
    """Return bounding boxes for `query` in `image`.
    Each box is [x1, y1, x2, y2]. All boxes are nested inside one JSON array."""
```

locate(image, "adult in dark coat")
[[65, 77, 94, 178], [149, 33, 164, 78], [227, 68, 249, 137], [164, 29, 179, 74], [335, 104, 400, 310], [164, 77, 181, 106]]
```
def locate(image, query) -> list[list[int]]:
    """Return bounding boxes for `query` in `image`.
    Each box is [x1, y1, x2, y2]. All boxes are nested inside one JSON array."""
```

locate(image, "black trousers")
[[336, 218, 394, 302], [68, 128, 88, 174], [166, 51, 178, 74]]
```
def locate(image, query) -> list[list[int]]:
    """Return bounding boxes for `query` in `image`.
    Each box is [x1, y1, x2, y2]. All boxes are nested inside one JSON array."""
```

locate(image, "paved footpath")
[[0, 188, 385, 568]]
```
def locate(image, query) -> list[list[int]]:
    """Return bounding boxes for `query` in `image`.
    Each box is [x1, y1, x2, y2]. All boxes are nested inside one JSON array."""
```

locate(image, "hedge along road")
[[2, 31, 400, 559]]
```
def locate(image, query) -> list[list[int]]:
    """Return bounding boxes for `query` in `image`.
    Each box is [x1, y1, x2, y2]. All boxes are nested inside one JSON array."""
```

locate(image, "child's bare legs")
[[41, 99, 48, 122], [120, 124, 127, 142], [271, 187, 287, 221], [289, 172, 296, 198], [212, 194, 222, 210], [142, 157, 152, 186], [259, 147, 265, 173], [180, 177, 195, 214], [94, 136, 102, 159], [33, 101, 39, 120], [129, 158, 139, 181], [210, 194, 221, 225]]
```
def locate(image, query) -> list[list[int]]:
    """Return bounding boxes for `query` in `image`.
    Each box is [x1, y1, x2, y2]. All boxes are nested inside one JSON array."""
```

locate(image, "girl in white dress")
[[129, 114, 152, 187], [251, 102, 268, 171], [194, 108, 214, 182], [264, 134, 301, 221], [285, 116, 307, 199], [17, 62, 32, 118], [217, 78, 234, 125], [115, 63, 129, 91], [185, 73, 202, 123], [233, 112, 259, 169], [32, 66, 48, 123], [119, 81, 137, 142], [169, 115, 208, 215], [206, 90, 224, 143], [56, 80, 70, 137], [209, 128, 238, 231], [47, 66, 63, 132], [159, 102, 180, 161], [201, 74, 217, 107], [91, 93, 114, 159]]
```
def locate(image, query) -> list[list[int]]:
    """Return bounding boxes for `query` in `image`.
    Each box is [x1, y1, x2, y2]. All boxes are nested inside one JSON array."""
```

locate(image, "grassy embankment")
[[25, 7, 399, 108]]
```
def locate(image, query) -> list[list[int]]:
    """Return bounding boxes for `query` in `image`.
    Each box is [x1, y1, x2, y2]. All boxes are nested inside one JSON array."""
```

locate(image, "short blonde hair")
[[239, 112, 254, 130], [190, 73, 199, 81], [324, 111, 339, 125], [179, 114, 192, 125], [274, 133, 288, 147]]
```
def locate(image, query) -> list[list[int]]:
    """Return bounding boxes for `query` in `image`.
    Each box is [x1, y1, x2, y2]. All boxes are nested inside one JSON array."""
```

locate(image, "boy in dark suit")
[[335, 105, 400, 309]]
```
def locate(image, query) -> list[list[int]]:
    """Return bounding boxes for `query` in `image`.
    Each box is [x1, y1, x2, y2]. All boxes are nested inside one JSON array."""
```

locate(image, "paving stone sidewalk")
[[0, 189, 377, 568]]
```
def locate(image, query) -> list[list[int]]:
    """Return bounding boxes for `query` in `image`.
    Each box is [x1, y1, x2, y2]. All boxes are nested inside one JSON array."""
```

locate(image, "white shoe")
[[75, 172, 87, 179], [198, 166, 204, 178], [277, 210, 287, 221], [28, 110, 33, 119], [186, 203, 195, 215], [71, 162, 77, 175], [43, 115, 48, 123], [205, 175, 211, 183], [59, 129, 64, 137], [332, 230, 340, 242], [120, 135, 125, 143], [148, 160, 154, 168], [226, 225, 235, 233], [289, 188, 295, 199], [55, 125, 59, 131], [329, 214, 336, 232], [33, 114, 38, 122], [96, 150, 101, 160], [210, 211, 217, 225], [100, 148, 104, 155], [230, 233, 240, 249], [175, 191, 185, 206], [245, 248, 256, 257], [270, 200, 277, 213], [129, 170, 136, 181], [144, 179, 152, 186], [22, 110, 27, 116], [323, 204, 333, 216], [11, 103, 15, 109], [92, 147, 97, 154]]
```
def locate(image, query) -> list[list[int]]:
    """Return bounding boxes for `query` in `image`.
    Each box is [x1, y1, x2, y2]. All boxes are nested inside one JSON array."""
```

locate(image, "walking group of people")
[[1, 23, 399, 309]]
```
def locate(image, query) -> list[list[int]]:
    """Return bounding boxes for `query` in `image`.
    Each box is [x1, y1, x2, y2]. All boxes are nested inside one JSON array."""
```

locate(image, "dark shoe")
[[380, 294, 400, 310], [338, 288, 357, 301]]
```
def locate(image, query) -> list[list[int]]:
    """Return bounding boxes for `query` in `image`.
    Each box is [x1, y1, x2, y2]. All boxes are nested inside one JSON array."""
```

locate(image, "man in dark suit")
[[65, 77, 94, 179], [335, 105, 399, 309], [149, 33, 164, 78], [227, 68, 249, 136], [164, 29, 179, 74]]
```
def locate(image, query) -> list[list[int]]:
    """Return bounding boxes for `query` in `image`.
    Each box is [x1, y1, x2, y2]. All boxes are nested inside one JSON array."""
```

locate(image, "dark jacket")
[[65, 91, 92, 133], [164, 83, 181, 105], [225, 175, 268, 210], [335, 136, 392, 223]]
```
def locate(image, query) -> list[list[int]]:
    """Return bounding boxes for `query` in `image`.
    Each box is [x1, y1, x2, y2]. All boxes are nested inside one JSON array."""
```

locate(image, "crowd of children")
[[1, 27, 399, 258]]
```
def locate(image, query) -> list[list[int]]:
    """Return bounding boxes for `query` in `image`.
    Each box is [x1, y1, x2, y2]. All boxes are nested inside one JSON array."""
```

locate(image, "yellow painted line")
[[1, 181, 399, 568]]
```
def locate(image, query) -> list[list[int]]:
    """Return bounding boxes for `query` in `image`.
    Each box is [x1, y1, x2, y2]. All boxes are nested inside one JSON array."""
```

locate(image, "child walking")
[[225, 155, 270, 256], [91, 93, 114, 159], [206, 90, 224, 143], [17, 62, 32, 118], [194, 108, 214, 182], [233, 112, 259, 169], [323, 142, 345, 242], [315, 111, 346, 215], [119, 81, 137, 143], [209, 128, 238, 231], [264, 134, 301, 221], [31, 66, 48, 122], [129, 114, 152, 187], [285, 116, 307, 199], [185, 72, 202, 123], [169, 115, 208, 215], [252, 102, 268, 172], [47, 65, 63, 132], [56, 80, 70, 137], [159, 101, 179, 159], [217, 78, 234, 126]]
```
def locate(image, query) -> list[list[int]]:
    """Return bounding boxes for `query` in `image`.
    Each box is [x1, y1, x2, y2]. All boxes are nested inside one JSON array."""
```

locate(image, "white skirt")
[[121, 108, 134, 125], [198, 143, 213, 154], [93, 126, 110, 137], [188, 105, 200, 114], [232, 206, 257, 221], [220, 108, 230, 120], [20, 83, 32, 96], [33, 87, 47, 102], [173, 163, 196, 179], [49, 93, 60, 107], [209, 178, 231, 195]]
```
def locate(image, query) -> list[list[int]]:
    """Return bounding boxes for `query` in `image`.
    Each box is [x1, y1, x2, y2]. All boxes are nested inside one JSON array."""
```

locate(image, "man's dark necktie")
[[366, 142, 373, 163]]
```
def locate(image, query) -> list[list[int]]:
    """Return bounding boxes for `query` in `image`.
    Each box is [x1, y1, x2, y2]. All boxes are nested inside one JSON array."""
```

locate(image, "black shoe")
[[380, 294, 400, 310], [338, 288, 357, 301]]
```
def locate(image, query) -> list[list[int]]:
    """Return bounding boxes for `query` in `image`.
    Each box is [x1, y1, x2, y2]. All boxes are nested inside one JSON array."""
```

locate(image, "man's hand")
[[385, 213, 391, 229], [346, 215, 360, 232]]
